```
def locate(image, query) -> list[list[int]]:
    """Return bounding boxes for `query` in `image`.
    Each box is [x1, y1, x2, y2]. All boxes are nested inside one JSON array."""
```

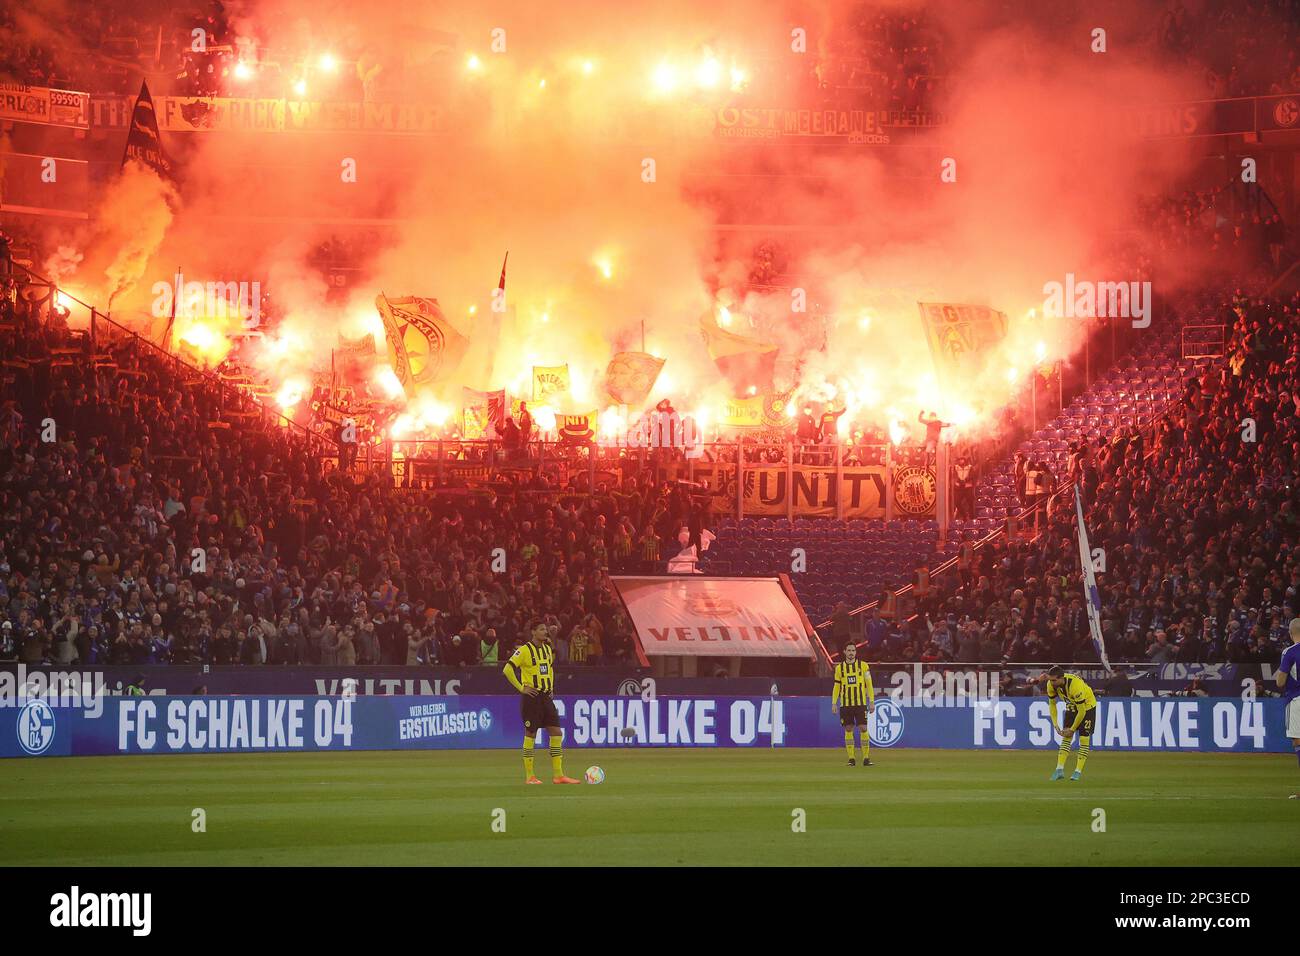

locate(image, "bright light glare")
[[652, 62, 677, 93], [696, 57, 722, 88]]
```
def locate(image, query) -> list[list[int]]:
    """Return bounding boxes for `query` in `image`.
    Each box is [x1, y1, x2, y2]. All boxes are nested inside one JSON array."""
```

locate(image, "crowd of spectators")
[[1136, 187, 1290, 278], [834, 288, 1300, 668], [1157, 0, 1300, 97], [807, 4, 947, 111], [0, 278, 727, 670]]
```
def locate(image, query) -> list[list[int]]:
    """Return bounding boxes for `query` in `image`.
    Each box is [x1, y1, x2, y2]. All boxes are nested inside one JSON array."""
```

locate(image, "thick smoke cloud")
[[32, 0, 1252, 438]]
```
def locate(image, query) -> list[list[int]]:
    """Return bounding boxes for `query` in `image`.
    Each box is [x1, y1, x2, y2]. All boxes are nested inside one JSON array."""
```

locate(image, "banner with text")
[[0, 83, 89, 128], [688, 462, 936, 518], [610, 575, 816, 659], [1, 695, 1288, 757]]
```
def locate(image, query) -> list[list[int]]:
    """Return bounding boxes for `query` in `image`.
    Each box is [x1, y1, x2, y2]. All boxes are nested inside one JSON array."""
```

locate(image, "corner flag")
[[1074, 484, 1111, 672]]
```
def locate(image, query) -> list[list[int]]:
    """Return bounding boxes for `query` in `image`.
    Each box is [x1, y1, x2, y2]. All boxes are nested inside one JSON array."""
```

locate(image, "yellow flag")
[[604, 351, 665, 406], [375, 293, 469, 391], [532, 364, 570, 402]]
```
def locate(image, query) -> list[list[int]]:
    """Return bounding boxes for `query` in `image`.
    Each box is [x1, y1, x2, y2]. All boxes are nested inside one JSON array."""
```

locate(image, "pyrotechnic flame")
[[277, 378, 307, 410], [374, 367, 405, 399], [696, 56, 722, 89], [176, 321, 230, 366], [651, 62, 678, 94], [533, 405, 557, 431], [599, 406, 625, 439]]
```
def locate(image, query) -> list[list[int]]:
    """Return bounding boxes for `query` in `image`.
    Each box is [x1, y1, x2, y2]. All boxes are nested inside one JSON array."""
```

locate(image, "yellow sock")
[[844, 729, 855, 758], [1075, 736, 1091, 774], [1056, 736, 1071, 770], [522, 735, 536, 779], [549, 734, 564, 777], [862, 727, 870, 762]]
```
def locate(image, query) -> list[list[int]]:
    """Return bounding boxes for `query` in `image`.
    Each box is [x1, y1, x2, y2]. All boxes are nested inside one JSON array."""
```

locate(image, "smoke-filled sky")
[[30, 0, 1254, 440]]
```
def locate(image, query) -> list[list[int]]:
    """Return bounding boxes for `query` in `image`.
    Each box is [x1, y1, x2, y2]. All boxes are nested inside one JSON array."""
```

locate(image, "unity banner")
[[690, 463, 929, 518], [532, 364, 570, 402], [604, 351, 665, 406], [375, 294, 469, 392], [917, 302, 1008, 379]]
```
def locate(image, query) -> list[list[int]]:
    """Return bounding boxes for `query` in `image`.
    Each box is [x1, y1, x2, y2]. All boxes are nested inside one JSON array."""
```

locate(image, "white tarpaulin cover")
[[610, 576, 816, 658]]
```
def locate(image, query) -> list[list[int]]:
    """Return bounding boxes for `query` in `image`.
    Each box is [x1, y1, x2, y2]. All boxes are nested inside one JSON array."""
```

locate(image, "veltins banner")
[[610, 575, 816, 659]]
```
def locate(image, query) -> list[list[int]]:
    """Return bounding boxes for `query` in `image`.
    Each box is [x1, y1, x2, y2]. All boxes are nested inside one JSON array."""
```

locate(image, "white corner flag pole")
[[770, 683, 779, 749], [1074, 484, 1113, 674]]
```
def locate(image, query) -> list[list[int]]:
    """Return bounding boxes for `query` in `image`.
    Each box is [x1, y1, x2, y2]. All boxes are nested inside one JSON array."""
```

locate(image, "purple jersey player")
[[1277, 619, 1300, 799]]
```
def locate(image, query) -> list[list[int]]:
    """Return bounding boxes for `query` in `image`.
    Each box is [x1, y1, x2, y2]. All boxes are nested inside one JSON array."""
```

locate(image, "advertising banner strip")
[[1, 695, 1289, 757], [0, 84, 90, 128], [0, 662, 1265, 698]]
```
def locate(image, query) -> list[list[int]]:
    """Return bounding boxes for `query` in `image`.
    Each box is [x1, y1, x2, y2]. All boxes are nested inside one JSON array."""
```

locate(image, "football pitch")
[[2, 749, 1294, 866]]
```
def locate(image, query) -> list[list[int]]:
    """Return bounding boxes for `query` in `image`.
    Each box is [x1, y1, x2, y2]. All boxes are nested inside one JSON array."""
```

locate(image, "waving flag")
[[1074, 484, 1112, 672], [375, 293, 469, 392], [917, 302, 1007, 379], [463, 387, 506, 439], [532, 364, 570, 402], [698, 314, 777, 394], [121, 79, 172, 179], [604, 351, 664, 406]]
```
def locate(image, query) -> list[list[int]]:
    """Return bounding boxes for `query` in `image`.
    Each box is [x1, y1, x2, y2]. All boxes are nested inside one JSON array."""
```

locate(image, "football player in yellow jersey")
[[504, 624, 581, 785], [831, 642, 876, 766], [1044, 665, 1097, 781]]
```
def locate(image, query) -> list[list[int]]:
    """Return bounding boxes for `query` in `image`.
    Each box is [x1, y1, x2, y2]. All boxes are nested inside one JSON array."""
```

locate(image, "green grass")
[[1, 749, 1295, 866]]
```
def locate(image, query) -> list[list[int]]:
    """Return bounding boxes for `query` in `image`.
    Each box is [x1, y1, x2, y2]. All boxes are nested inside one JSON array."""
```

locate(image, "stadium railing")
[[6, 259, 337, 457]]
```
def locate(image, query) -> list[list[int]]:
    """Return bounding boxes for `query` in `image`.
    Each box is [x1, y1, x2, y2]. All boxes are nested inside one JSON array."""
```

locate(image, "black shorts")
[[840, 705, 869, 727], [521, 692, 560, 731], [1065, 707, 1096, 737]]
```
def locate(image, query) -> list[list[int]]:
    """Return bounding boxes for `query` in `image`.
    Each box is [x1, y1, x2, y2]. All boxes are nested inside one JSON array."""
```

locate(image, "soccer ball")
[[584, 766, 605, 785]]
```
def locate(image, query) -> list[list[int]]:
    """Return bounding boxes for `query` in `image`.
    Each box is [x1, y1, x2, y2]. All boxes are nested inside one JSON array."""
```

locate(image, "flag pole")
[[1074, 483, 1112, 673]]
